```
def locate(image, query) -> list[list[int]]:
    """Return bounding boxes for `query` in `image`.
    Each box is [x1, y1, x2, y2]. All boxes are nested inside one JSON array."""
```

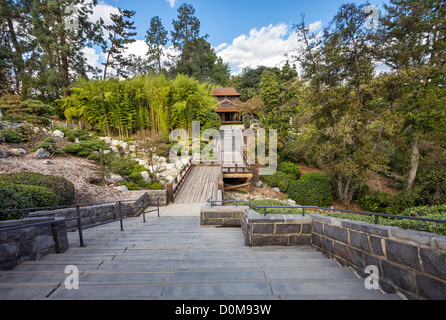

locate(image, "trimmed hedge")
[[278, 161, 301, 179], [287, 172, 333, 207], [0, 182, 59, 220], [249, 199, 303, 215], [260, 171, 296, 192], [0, 172, 75, 206]]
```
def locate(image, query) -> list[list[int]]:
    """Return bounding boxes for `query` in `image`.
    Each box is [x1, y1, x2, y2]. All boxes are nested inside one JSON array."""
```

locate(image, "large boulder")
[[35, 148, 51, 159], [0, 149, 6, 158], [9, 148, 26, 155], [53, 130, 65, 137]]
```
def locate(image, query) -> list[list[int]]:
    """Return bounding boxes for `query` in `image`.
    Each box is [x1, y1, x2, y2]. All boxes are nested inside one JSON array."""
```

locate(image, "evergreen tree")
[[102, 8, 137, 80], [145, 16, 168, 74], [171, 3, 201, 50]]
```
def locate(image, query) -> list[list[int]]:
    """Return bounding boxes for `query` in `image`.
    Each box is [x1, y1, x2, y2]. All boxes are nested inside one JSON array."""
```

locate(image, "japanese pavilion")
[[212, 87, 243, 125]]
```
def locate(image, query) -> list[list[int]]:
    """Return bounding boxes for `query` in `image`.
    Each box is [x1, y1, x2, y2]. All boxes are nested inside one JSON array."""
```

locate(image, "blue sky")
[[90, 0, 387, 74]]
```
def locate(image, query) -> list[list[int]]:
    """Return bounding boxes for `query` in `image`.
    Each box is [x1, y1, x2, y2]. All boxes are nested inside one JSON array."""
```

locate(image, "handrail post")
[[76, 205, 85, 247], [263, 207, 267, 216], [118, 201, 124, 231], [374, 215, 379, 225], [142, 198, 146, 223], [302, 207, 305, 216], [157, 197, 160, 218]]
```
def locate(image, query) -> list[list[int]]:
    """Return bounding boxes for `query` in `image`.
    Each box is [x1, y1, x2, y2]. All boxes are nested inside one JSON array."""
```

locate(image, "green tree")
[[102, 8, 137, 80], [145, 16, 168, 74], [171, 3, 201, 50]]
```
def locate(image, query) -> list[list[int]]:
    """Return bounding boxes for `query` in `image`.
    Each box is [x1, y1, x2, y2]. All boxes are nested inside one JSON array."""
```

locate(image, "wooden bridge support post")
[[166, 182, 174, 204]]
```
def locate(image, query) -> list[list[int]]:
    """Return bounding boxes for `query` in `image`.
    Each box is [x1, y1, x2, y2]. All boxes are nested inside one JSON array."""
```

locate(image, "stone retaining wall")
[[0, 217, 69, 270], [311, 214, 446, 300], [200, 205, 446, 300], [0, 190, 166, 270]]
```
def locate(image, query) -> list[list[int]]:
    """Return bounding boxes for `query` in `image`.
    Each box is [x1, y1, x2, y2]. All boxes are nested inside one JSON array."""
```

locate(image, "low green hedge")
[[287, 172, 333, 207], [260, 171, 296, 192], [249, 199, 303, 215], [0, 182, 59, 220], [0, 172, 75, 205], [278, 161, 301, 179]]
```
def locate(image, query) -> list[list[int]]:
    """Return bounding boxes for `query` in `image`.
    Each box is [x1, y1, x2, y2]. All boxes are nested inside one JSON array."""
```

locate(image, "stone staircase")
[[0, 207, 401, 300]]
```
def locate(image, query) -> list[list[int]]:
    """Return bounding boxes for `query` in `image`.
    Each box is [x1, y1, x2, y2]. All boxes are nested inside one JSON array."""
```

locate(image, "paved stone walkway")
[[0, 205, 400, 300]]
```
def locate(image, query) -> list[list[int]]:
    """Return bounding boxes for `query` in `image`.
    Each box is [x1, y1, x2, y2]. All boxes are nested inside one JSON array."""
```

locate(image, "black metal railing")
[[0, 197, 161, 248], [207, 199, 446, 226]]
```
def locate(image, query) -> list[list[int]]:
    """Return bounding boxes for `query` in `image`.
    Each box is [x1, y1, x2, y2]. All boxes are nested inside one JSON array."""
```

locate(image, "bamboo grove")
[[58, 74, 217, 137]]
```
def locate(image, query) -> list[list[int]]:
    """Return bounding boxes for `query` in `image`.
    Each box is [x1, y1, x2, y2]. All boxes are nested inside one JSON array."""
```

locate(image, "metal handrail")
[[0, 197, 161, 248], [207, 199, 446, 226]]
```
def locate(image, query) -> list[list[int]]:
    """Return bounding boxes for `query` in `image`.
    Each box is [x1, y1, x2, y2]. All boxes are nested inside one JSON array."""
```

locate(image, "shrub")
[[1, 130, 23, 143], [356, 195, 383, 213], [0, 172, 75, 205], [148, 182, 164, 190], [33, 137, 60, 155], [278, 161, 301, 179], [66, 129, 92, 142], [249, 199, 302, 215], [261, 171, 296, 192], [287, 173, 333, 207], [0, 182, 59, 219], [62, 138, 110, 157], [119, 180, 139, 190]]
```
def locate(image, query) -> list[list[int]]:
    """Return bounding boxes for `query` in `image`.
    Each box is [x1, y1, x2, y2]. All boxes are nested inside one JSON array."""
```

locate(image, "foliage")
[[62, 138, 110, 157], [278, 161, 301, 179], [319, 205, 446, 236], [33, 137, 61, 155], [287, 173, 333, 207], [59, 74, 217, 137], [249, 199, 302, 215], [260, 171, 296, 193], [102, 8, 137, 79], [119, 180, 139, 191], [0, 172, 75, 206], [0, 130, 23, 143], [145, 16, 168, 73], [0, 182, 59, 220]]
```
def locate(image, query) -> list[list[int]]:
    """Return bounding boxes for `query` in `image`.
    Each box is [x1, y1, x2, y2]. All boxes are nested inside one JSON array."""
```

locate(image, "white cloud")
[[89, 1, 120, 26], [216, 22, 322, 75], [166, 0, 176, 8]]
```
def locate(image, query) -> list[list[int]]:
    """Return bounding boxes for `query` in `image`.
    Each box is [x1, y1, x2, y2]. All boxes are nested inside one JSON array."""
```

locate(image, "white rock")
[[273, 187, 280, 192], [104, 137, 112, 144], [166, 176, 174, 182], [53, 130, 65, 137], [166, 163, 175, 171], [129, 145, 137, 152], [138, 159, 148, 165], [141, 171, 150, 179], [103, 150, 111, 155], [110, 146, 119, 153], [181, 157, 190, 165], [121, 142, 129, 150], [175, 160, 184, 170], [10, 148, 26, 155], [111, 140, 120, 147], [159, 156, 167, 163], [42, 160, 53, 165], [117, 186, 129, 192], [107, 174, 124, 183], [287, 199, 296, 206]]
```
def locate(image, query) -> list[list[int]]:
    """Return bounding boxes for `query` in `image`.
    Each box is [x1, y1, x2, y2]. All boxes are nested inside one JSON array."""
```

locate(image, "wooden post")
[[218, 181, 224, 192], [166, 182, 174, 204]]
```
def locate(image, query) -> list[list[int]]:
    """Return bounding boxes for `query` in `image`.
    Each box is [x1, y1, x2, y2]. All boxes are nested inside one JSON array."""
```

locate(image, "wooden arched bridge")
[[166, 127, 253, 204]]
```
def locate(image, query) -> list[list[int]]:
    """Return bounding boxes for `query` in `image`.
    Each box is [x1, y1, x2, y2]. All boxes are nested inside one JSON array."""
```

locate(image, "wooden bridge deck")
[[174, 166, 221, 204]]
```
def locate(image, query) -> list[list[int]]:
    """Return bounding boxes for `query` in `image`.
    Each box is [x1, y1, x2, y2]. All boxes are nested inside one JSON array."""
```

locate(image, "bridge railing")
[[207, 199, 446, 227], [166, 157, 194, 204]]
